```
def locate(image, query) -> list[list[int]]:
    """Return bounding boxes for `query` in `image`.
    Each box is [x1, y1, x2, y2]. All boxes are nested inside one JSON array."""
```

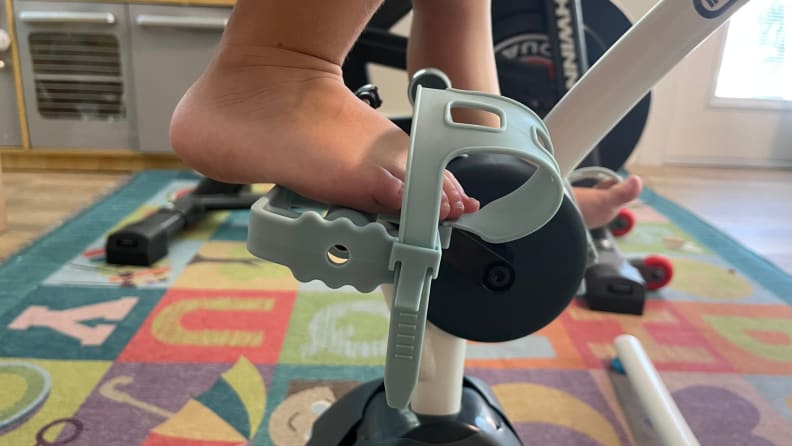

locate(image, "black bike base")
[[105, 178, 260, 266], [583, 227, 646, 315], [308, 377, 523, 446]]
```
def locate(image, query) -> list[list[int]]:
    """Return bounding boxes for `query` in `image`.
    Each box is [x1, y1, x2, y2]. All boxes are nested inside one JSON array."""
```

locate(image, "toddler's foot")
[[170, 45, 478, 220], [573, 176, 642, 229]]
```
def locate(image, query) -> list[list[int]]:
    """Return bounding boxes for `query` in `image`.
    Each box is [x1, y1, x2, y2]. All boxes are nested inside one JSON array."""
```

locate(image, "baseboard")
[[0, 150, 185, 172]]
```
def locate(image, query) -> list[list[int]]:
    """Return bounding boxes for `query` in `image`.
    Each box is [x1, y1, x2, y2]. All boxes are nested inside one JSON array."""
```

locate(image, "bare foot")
[[573, 175, 643, 229], [170, 45, 478, 220]]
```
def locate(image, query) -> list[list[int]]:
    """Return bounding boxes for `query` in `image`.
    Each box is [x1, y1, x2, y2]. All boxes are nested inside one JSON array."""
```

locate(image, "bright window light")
[[715, 0, 789, 101]]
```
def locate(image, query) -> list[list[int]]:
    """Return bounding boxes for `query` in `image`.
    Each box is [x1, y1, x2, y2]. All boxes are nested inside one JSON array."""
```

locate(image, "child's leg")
[[408, 0, 500, 125], [170, 0, 477, 219], [407, 0, 641, 228]]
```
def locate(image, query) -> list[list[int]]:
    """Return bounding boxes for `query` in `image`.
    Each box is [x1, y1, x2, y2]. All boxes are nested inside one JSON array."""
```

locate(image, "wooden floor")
[[0, 166, 790, 275], [0, 171, 130, 261], [630, 165, 792, 275]]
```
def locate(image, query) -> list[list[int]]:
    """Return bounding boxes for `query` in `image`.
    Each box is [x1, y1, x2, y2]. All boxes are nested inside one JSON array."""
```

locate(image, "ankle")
[[211, 42, 343, 78]]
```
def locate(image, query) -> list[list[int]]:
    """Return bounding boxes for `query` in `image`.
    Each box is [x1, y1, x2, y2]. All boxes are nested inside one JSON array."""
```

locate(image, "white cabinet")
[[14, 0, 135, 149], [128, 4, 229, 152], [10, 1, 230, 152], [1, 3, 22, 147]]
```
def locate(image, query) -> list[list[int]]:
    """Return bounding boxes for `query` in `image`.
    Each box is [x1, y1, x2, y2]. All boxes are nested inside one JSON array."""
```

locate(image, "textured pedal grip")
[[248, 188, 397, 293]]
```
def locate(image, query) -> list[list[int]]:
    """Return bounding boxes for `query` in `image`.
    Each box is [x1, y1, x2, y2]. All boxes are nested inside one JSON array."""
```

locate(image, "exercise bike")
[[246, 0, 748, 445]]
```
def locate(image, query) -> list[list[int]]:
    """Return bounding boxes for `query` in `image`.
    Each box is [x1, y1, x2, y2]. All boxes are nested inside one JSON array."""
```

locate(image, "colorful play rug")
[[1, 170, 791, 446]]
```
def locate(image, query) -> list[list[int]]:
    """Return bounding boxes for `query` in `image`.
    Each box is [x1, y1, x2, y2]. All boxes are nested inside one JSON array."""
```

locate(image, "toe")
[[443, 172, 465, 220], [573, 175, 643, 229], [444, 170, 480, 214], [607, 175, 642, 207], [439, 198, 452, 221]]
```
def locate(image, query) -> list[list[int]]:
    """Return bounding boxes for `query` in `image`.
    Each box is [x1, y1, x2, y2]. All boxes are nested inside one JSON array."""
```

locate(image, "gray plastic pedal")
[[247, 188, 397, 293], [248, 71, 564, 410]]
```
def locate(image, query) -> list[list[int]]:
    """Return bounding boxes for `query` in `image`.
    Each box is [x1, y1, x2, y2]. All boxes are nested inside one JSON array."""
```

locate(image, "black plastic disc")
[[428, 155, 588, 343]]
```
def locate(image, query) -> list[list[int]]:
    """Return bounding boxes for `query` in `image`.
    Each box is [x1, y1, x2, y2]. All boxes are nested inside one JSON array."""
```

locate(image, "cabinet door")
[[14, 1, 134, 149], [129, 4, 229, 152], [0, 2, 21, 147]]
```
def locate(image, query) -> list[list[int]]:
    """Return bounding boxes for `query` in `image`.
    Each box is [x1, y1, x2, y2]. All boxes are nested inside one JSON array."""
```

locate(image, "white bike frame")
[[547, 0, 751, 177], [404, 1, 753, 445]]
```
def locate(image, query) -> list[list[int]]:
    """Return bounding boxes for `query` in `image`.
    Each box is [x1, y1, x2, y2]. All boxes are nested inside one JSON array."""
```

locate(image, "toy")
[[247, 0, 749, 443]]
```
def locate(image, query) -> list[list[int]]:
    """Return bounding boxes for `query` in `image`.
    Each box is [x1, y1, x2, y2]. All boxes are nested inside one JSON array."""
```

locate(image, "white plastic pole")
[[410, 322, 466, 416], [614, 334, 700, 446], [545, 0, 752, 177], [381, 284, 466, 416]]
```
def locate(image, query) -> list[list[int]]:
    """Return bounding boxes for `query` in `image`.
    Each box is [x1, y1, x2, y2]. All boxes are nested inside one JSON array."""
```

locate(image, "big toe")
[[607, 175, 642, 207]]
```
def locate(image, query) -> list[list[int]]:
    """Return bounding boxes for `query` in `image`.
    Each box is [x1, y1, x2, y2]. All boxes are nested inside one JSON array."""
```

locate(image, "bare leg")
[[407, 0, 640, 227], [409, 0, 500, 125], [170, 0, 478, 219]]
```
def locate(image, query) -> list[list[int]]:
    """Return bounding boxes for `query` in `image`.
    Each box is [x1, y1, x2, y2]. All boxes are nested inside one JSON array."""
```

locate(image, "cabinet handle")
[[0, 29, 11, 52], [18, 11, 116, 25], [135, 15, 227, 31]]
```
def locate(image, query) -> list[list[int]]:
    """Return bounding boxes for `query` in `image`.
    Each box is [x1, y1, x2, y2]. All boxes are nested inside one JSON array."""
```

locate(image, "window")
[[715, 0, 789, 103]]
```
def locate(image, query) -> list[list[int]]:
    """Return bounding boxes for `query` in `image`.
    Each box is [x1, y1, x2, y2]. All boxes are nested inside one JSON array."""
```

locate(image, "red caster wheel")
[[631, 255, 674, 290], [609, 208, 635, 237]]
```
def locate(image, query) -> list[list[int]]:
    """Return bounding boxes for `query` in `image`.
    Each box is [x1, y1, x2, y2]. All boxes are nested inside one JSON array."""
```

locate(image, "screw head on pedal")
[[354, 84, 383, 109], [483, 262, 516, 292], [408, 68, 452, 105]]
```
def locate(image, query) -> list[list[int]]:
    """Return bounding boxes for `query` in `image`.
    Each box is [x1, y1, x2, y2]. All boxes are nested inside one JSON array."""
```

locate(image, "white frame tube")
[[614, 334, 700, 446], [410, 322, 466, 416], [546, 0, 752, 177], [381, 284, 466, 416]]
